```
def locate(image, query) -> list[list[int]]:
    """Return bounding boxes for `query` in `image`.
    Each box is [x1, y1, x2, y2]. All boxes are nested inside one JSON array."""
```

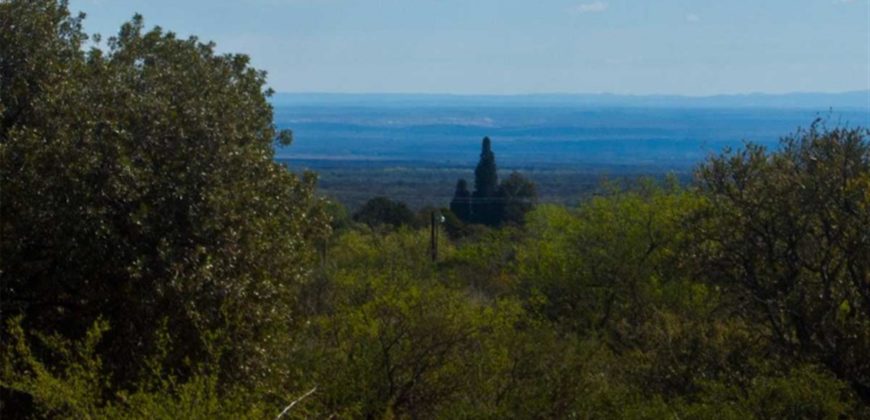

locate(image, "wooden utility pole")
[[430, 210, 438, 262]]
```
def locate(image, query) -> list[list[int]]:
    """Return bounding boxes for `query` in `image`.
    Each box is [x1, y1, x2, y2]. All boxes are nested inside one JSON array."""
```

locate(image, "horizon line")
[[272, 90, 870, 98]]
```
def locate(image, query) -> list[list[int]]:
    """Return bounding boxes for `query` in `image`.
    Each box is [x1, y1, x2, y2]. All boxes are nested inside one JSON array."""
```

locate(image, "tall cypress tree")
[[474, 137, 498, 197], [472, 137, 500, 225]]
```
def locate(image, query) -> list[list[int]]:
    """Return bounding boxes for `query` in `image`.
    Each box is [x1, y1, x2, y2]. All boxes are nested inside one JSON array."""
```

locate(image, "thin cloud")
[[573, 1, 608, 14], [685, 13, 700, 23]]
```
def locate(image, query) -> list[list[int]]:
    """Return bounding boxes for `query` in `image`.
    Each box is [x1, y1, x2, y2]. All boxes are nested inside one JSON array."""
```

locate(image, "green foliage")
[[1, 0, 328, 397], [323, 198, 353, 232], [307, 277, 510, 417], [297, 228, 612, 418], [1, 317, 109, 418], [441, 226, 522, 295], [0, 0, 87, 139], [0, 317, 271, 419], [497, 171, 538, 226], [675, 365, 856, 419], [517, 180, 706, 336], [352, 196, 416, 229], [694, 121, 870, 402]]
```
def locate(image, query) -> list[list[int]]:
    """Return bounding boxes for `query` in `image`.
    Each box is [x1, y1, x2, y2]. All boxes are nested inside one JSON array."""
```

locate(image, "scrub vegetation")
[[2, 2, 868, 418]]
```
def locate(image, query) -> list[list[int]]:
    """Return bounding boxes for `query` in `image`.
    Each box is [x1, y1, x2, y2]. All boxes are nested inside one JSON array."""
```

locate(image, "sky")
[[69, 0, 870, 96]]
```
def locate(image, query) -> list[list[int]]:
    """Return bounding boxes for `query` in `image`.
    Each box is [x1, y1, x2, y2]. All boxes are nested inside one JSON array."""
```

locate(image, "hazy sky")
[[70, 0, 870, 95]]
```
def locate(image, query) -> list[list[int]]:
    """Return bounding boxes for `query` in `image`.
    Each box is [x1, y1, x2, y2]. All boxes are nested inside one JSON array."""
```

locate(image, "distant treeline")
[[285, 160, 679, 211]]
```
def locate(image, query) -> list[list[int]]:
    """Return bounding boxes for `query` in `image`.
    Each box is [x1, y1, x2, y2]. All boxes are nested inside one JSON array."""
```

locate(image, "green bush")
[[1, 0, 330, 396]]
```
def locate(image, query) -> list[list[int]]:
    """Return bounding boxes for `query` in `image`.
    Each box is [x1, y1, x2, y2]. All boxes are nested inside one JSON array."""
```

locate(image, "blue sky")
[[70, 0, 869, 95]]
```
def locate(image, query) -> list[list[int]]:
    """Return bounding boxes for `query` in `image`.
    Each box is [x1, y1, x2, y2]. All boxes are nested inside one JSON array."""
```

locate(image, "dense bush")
[[352, 196, 416, 229], [693, 121, 870, 402], [1, 0, 328, 409]]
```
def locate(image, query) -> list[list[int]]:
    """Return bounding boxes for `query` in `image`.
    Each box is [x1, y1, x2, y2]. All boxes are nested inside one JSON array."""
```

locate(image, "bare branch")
[[275, 386, 317, 420]]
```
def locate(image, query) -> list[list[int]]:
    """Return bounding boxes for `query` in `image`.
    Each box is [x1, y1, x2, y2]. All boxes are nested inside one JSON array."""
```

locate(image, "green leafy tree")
[[496, 171, 537, 226], [518, 180, 704, 336], [1, 0, 328, 397], [693, 121, 870, 402], [299, 228, 595, 418], [352, 196, 416, 229]]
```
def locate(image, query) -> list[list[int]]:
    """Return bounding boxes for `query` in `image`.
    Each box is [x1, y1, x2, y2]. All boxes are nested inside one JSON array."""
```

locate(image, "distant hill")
[[272, 91, 870, 110]]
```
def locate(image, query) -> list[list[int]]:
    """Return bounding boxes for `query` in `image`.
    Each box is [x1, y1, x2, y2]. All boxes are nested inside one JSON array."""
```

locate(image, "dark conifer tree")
[[450, 179, 472, 222], [472, 137, 500, 225], [474, 137, 498, 197]]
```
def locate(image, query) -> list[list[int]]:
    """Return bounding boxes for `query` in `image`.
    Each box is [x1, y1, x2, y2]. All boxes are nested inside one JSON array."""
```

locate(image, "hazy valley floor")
[[273, 101, 868, 208]]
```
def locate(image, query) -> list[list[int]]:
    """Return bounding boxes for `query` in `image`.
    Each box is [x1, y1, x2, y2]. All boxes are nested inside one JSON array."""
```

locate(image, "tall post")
[[430, 210, 437, 262]]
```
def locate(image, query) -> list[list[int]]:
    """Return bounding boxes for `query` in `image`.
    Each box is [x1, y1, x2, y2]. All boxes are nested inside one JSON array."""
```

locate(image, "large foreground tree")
[[0, 0, 328, 394], [694, 121, 870, 402]]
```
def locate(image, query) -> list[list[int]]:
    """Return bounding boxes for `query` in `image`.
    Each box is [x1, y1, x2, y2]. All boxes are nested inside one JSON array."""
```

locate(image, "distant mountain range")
[[272, 91, 870, 110]]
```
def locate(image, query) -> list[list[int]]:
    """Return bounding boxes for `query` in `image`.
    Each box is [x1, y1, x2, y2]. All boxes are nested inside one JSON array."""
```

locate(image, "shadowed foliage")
[[0, 0, 329, 407], [352, 196, 416, 229]]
